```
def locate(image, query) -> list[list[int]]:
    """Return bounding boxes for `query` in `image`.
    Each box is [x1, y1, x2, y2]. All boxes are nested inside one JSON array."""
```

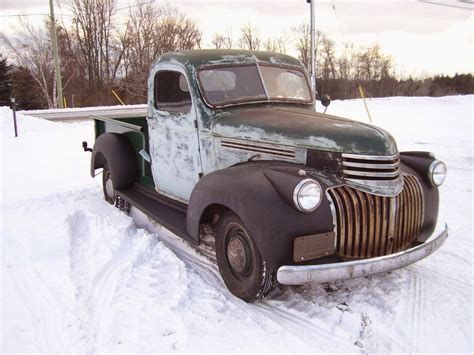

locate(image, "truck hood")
[[211, 106, 398, 156]]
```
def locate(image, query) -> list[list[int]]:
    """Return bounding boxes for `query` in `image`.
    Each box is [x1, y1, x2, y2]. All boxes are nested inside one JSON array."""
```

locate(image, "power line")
[[115, 0, 155, 11], [331, 1, 346, 41], [0, 1, 156, 19], [0, 13, 61, 18], [418, 0, 474, 10]]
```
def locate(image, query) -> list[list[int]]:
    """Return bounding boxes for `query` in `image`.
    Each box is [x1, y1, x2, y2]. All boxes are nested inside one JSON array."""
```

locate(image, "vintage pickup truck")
[[84, 50, 448, 302]]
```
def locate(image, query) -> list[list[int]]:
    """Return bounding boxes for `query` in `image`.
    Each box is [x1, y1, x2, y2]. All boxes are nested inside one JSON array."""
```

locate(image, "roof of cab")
[[153, 49, 306, 71]]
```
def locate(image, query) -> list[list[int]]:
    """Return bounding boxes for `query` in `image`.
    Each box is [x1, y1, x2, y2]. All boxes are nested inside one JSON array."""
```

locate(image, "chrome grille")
[[342, 153, 402, 196], [327, 175, 424, 259]]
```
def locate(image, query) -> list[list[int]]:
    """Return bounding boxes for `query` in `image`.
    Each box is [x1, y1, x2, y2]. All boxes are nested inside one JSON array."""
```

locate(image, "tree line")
[[1, 0, 473, 110]]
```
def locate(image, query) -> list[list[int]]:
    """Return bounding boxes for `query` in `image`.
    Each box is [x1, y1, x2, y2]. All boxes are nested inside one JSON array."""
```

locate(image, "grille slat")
[[380, 197, 388, 255], [328, 175, 424, 259], [373, 196, 382, 257], [355, 190, 367, 258], [413, 179, 423, 236], [405, 179, 415, 248], [342, 161, 399, 169], [346, 187, 361, 257], [341, 153, 403, 196], [343, 169, 400, 178], [342, 153, 400, 180], [366, 193, 375, 257], [339, 187, 353, 256], [395, 192, 403, 250]]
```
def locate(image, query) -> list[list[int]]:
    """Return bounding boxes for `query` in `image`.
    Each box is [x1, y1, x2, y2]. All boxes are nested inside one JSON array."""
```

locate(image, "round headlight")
[[293, 179, 322, 212], [429, 160, 447, 186]]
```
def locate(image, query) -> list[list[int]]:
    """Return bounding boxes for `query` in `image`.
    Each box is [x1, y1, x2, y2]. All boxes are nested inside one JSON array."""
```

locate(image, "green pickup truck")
[[84, 49, 448, 302]]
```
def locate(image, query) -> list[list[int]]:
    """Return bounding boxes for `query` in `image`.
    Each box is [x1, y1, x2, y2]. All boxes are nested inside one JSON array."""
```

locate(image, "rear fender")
[[91, 133, 139, 189]]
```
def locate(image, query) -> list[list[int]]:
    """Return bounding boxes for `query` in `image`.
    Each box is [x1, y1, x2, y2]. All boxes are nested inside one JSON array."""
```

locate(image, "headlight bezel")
[[428, 160, 447, 187], [293, 178, 323, 213]]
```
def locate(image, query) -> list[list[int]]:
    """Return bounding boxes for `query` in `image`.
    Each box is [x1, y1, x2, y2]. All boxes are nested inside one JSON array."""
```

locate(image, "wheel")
[[102, 167, 131, 212], [102, 167, 115, 204], [215, 211, 275, 302]]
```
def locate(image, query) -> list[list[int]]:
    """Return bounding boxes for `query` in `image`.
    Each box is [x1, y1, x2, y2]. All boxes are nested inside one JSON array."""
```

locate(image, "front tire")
[[215, 211, 274, 302]]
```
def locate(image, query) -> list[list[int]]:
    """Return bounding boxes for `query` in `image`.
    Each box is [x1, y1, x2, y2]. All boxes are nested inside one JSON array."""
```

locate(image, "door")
[[148, 67, 202, 202]]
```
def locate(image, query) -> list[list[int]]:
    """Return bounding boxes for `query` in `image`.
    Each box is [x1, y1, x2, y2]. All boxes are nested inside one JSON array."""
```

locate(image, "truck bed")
[[93, 114, 155, 190]]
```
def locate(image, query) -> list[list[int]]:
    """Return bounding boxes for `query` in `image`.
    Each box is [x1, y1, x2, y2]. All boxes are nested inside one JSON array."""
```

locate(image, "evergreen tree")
[[0, 56, 12, 106], [11, 67, 47, 110]]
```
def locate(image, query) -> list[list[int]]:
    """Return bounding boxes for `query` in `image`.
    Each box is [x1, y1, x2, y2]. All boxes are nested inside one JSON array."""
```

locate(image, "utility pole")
[[308, 0, 317, 98], [49, 0, 64, 108]]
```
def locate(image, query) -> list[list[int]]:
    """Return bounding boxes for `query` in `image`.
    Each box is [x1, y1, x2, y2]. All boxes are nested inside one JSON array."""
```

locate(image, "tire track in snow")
[[411, 275, 423, 351], [67, 209, 138, 351], [67, 207, 190, 352], [134, 212, 358, 351], [2, 193, 95, 353], [107, 247, 189, 352], [108, 237, 190, 351], [399, 269, 433, 352], [6, 267, 71, 352], [67, 210, 100, 352]]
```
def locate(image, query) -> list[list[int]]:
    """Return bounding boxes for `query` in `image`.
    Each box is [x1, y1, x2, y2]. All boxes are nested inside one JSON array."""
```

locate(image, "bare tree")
[[211, 33, 225, 49], [121, 2, 161, 76], [239, 23, 261, 50], [116, 3, 201, 103], [318, 35, 337, 80], [292, 24, 321, 71], [223, 28, 233, 49], [1, 19, 57, 108], [354, 44, 394, 96], [70, 0, 117, 91], [337, 42, 356, 98], [264, 35, 288, 54], [155, 6, 201, 54]]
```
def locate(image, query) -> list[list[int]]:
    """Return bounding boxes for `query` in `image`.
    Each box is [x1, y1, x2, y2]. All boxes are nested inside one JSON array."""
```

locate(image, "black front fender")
[[186, 162, 334, 269]]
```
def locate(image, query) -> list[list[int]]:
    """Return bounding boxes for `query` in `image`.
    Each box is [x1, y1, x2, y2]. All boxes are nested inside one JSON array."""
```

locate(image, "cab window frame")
[[153, 70, 192, 115]]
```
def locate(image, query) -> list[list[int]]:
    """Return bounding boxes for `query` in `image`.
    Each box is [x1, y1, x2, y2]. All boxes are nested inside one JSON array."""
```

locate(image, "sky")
[[0, 0, 472, 76]]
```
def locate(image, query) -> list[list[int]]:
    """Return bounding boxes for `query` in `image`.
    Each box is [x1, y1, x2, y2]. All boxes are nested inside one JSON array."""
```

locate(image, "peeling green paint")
[[143, 50, 401, 201]]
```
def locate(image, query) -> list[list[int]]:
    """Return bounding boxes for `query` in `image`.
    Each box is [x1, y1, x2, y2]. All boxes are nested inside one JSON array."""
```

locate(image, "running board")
[[115, 184, 196, 244]]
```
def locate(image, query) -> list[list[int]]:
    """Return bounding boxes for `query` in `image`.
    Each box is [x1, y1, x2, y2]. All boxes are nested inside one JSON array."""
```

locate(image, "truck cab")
[[87, 50, 447, 302]]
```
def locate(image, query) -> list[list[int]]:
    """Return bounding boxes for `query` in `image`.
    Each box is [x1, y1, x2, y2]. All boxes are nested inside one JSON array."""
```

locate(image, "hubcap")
[[105, 174, 114, 199], [226, 231, 250, 275]]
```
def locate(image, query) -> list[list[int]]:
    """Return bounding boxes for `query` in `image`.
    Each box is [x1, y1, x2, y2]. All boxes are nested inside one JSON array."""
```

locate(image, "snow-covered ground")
[[1, 96, 473, 353]]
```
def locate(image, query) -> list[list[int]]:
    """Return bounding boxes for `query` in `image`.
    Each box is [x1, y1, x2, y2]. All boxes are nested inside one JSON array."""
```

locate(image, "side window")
[[154, 71, 191, 114]]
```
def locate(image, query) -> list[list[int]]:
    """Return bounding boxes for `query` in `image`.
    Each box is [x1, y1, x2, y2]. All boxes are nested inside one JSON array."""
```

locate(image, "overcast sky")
[[1, 0, 472, 76]]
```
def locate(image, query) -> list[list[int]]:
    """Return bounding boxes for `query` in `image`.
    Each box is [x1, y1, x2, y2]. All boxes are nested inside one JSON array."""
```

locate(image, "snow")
[[1, 96, 473, 353], [19, 104, 147, 115]]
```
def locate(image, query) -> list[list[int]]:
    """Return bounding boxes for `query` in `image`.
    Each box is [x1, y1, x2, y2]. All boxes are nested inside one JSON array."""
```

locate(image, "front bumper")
[[277, 224, 448, 285]]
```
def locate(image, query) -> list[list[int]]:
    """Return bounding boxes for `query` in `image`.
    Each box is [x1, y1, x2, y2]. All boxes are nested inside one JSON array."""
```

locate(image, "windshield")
[[197, 64, 312, 107]]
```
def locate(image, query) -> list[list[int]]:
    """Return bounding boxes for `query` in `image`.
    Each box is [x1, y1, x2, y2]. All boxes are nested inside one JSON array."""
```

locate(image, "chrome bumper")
[[277, 224, 448, 285]]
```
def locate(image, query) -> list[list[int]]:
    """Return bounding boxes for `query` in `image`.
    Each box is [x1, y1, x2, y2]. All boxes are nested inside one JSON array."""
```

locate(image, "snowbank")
[[1, 96, 473, 353]]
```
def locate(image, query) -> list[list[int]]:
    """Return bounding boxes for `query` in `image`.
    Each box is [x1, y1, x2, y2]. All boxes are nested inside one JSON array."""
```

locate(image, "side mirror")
[[320, 94, 331, 108]]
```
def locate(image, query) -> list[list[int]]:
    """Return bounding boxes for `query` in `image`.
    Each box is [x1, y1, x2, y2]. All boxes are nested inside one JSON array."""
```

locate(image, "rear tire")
[[102, 167, 130, 212], [102, 167, 115, 205], [215, 211, 274, 302]]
